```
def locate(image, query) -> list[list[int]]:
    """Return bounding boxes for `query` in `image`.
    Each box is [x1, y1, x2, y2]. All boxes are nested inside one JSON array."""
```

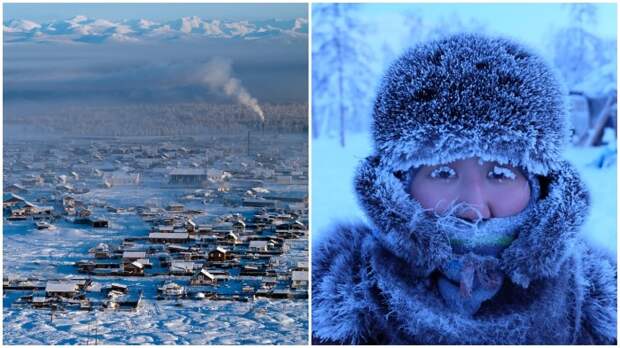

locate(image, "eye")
[[488, 165, 517, 181], [429, 166, 457, 180]]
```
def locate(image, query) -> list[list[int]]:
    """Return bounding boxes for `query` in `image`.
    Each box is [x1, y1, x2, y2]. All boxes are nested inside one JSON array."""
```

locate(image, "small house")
[[292, 271, 308, 289], [109, 283, 128, 294], [208, 247, 228, 261], [224, 231, 239, 244], [186, 219, 197, 233], [232, 220, 246, 234], [124, 261, 145, 276], [3, 193, 27, 209], [148, 232, 190, 243], [249, 240, 269, 252], [166, 203, 184, 212], [91, 217, 109, 228], [169, 261, 195, 275], [45, 281, 79, 298], [122, 251, 147, 263], [190, 269, 217, 285]]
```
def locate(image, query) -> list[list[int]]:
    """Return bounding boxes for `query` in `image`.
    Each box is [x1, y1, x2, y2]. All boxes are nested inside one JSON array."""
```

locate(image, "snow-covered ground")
[[311, 133, 617, 258], [3, 182, 308, 345], [3, 299, 307, 345]]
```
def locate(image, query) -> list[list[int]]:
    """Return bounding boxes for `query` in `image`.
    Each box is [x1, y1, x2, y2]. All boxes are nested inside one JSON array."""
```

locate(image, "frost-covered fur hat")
[[373, 33, 568, 175]]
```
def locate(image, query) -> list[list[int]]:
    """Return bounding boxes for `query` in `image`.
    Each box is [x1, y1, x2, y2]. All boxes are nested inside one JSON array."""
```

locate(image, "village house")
[[148, 232, 190, 243], [89, 243, 112, 259], [208, 247, 229, 262], [248, 240, 269, 252], [45, 281, 80, 299], [109, 283, 128, 294], [224, 231, 239, 244], [190, 269, 217, 285], [166, 202, 185, 212], [169, 261, 196, 275], [232, 220, 246, 234], [91, 217, 109, 228], [291, 271, 308, 289], [169, 168, 207, 186], [186, 219, 197, 233], [122, 251, 147, 264], [124, 261, 145, 276], [3, 193, 27, 209]]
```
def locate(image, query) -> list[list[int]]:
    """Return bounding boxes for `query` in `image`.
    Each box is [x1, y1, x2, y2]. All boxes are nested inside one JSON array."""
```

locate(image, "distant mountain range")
[[3, 15, 308, 43]]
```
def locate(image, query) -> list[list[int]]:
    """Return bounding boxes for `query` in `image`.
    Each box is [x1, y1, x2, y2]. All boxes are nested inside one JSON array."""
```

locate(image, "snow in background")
[[311, 3, 617, 257]]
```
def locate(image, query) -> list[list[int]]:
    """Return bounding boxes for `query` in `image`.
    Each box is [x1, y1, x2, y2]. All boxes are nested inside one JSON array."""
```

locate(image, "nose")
[[456, 181, 492, 221]]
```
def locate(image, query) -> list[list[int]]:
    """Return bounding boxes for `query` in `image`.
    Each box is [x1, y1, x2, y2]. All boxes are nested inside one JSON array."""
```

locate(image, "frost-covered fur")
[[312, 34, 617, 345], [372, 33, 568, 175]]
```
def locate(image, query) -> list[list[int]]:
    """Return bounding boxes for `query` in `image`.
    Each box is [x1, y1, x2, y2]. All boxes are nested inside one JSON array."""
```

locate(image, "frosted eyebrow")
[[430, 166, 456, 179], [489, 165, 517, 180]]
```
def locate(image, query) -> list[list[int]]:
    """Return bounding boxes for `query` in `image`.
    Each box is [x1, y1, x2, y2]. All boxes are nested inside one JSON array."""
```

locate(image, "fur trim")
[[354, 155, 451, 276], [311, 223, 380, 344], [312, 222, 590, 344], [578, 245, 618, 344], [354, 155, 591, 288], [500, 161, 591, 287], [372, 33, 568, 175]]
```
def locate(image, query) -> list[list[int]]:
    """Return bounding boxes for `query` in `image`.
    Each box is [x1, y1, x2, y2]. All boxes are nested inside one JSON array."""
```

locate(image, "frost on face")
[[489, 166, 516, 180], [430, 166, 456, 179]]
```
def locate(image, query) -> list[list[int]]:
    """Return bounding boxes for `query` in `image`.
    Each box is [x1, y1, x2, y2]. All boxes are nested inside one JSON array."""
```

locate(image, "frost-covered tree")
[[551, 4, 617, 96], [312, 4, 376, 146]]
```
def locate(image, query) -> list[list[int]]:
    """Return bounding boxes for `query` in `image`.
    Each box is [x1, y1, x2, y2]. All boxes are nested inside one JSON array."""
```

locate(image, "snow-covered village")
[[3, 130, 308, 344], [3, 132, 308, 343], [3, 3, 309, 345]]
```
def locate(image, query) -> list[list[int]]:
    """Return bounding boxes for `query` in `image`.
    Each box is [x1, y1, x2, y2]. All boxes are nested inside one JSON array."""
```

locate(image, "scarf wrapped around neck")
[[434, 176, 540, 316]]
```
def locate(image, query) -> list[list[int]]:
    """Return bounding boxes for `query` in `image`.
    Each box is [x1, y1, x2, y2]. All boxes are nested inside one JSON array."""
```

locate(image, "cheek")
[[410, 180, 459, 212], [489, 181, 531, 217]]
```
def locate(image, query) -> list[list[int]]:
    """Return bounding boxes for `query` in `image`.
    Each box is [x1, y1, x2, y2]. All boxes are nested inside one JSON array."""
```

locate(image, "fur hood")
[[354, 155, 590, 288]]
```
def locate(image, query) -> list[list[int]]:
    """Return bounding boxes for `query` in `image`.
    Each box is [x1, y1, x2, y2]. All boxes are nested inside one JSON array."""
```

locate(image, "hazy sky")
[[3, 3, 307, 22]]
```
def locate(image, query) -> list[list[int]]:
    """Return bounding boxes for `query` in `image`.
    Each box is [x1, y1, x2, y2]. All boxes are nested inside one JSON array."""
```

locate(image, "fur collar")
[[354, 155, 590, 287]]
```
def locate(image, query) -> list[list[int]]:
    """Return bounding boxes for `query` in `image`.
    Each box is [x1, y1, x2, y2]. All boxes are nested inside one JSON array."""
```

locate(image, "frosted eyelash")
[[489, 166, 516, 180], [430, 166, 456, 179]]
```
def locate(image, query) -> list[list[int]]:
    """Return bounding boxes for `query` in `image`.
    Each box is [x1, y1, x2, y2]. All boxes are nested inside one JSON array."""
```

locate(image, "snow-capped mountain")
[[3, 15, 308, 43]]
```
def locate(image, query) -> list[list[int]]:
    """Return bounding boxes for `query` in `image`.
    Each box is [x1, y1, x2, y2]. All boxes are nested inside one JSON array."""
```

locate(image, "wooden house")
[[45, 281, 79, 298], [232, 220, 246, 234], [224, 231, 239, 244], [124, 261, 145, 276], [169, 261, 196, 275], [186, 219, 197, 233], [168, 168, 207, 186], [208, 247, 228, 261], [3, 193, 27, 209], [249, 240, 269, 252], [190, 269, 217, 285], [148, 232, 190, 243], [166, 202, 184, 212], [91, 217, 109, 228], [291, 271, 308, 289], [122, 251, 147, 264]]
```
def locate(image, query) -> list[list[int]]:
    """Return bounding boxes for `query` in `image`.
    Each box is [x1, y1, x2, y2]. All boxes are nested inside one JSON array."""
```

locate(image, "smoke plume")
[[201, 58, 265, 122]]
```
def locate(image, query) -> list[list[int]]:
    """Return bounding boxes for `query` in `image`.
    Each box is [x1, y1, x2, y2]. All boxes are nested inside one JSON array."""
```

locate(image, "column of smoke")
[[201, 58, 265, 129]]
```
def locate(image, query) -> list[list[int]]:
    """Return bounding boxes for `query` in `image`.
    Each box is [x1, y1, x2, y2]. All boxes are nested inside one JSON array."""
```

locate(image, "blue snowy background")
[[312, 3, 617, 256]]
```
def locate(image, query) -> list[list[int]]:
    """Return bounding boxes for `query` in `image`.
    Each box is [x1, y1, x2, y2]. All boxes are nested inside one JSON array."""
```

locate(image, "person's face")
[[409, 157, 530, 220]]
